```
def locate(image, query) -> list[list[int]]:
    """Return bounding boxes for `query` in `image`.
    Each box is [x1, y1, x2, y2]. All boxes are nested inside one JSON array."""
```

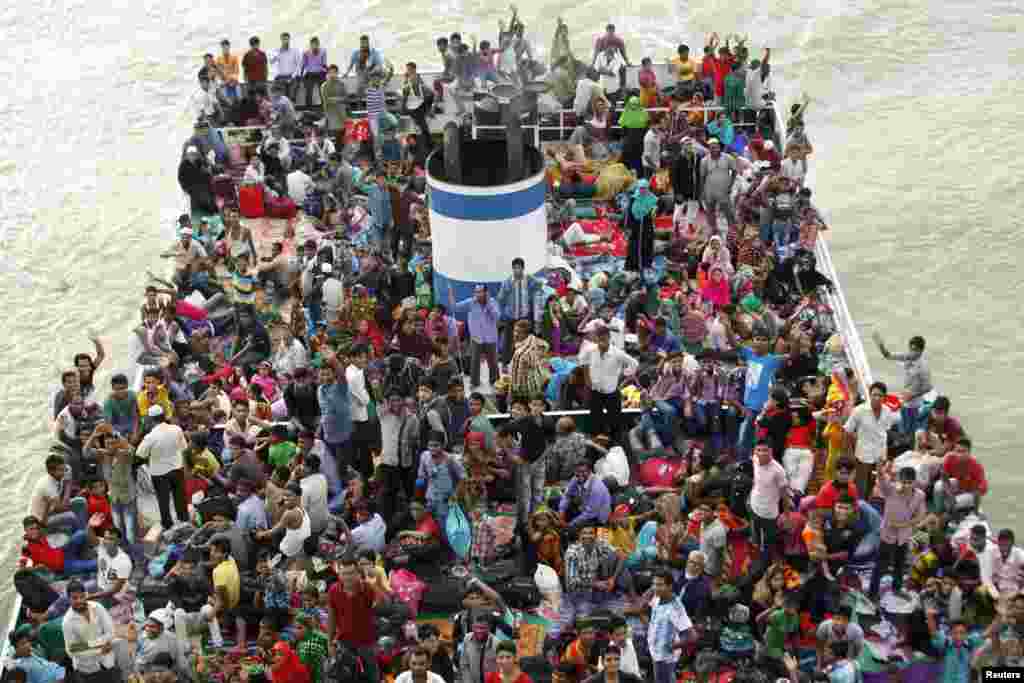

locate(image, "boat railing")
[[470, 104, 764, 146]]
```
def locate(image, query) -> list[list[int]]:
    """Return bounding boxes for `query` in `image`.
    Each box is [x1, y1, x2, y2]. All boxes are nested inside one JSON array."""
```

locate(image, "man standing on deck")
[[872, 332, 933, 434], [136, 405, 188, 530], [452, 284, 500, 391], [270, 32, 301, 102], [63, 580, 119, 683], [243, 36, 269, 96], [591, 24, 630, 68], [298, 37, 327, 108], [496, 257, 541, 371], [346, 345, 376, 480], [642, 114, 666, 180], [317, 351, 354, 487], [328, 555, 386, 683], [700, 138, 737, 236], [843, 381, 901, 499], [579, 326, 638, 439]]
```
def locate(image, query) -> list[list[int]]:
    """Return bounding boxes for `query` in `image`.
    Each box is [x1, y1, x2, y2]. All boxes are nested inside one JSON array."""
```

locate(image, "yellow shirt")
[[190, 449, 221, 478], [213, 557, 241, 609], [137, 386, 174, 420], [598, 517, 638, 557], [671, 57, 698, 83]]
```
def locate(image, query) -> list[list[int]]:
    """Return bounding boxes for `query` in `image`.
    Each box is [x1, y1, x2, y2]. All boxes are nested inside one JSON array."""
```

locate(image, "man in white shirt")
[[595, 46, 626, 104], [844, 380, 901, 500], [286, 165, 313, 204], [91, 527, 132, 603], [270, 32, 301, 100], [749, 440, 790, 560], [642, 115, 666, 179], [136, 405, 188, 530], [259, 126, 292, 171], [580, 326, 638, 438], [320, 265, 345, 325], [186, 77, 222, 125], [294, 453, 330, 536], [994, 529, 1024, 609], [63, 579, 118, 681], [31, 452, 84, 532], [573, 69, 603, 117], [395, 646, 446, 683], [346, 345, 374, 480]]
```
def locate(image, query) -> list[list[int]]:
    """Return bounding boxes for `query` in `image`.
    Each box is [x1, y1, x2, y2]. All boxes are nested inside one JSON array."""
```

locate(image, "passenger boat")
[[0, 44, 880, 680]]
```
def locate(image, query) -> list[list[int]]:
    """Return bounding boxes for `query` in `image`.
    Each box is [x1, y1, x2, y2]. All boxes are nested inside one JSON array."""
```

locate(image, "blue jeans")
[[737, 412, 757, 462], [654, 660, 677, 683], [111, 501, 137, 542], [304, 302, 322, 339], [640, 400, 679, 446], [63, 530, 98, 575]]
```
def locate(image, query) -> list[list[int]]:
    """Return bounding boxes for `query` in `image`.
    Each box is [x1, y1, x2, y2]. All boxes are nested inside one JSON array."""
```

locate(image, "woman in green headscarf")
[[619, 95, 649, 176], [625, 179, 658, 273]]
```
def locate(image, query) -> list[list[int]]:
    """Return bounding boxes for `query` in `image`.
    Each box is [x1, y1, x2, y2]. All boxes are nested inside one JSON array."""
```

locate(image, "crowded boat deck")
[[5, 15, 1014, 683]]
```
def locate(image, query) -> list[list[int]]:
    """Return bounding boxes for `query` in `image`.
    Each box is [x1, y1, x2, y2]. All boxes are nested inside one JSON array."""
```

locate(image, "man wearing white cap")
[[699, 138, 737, 236], [176, 144, 217, 214], [160, 223, 207, 294], [134, 607, 187, 675], [136, 405, 189, 530]]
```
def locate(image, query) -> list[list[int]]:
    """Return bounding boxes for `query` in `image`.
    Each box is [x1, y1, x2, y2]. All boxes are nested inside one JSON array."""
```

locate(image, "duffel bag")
[[238, 183, 265, 218], [267, 194, 298, 219]]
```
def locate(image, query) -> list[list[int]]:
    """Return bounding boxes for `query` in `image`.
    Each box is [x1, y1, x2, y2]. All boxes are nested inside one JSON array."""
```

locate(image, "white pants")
[[783, 447, 814, 494]]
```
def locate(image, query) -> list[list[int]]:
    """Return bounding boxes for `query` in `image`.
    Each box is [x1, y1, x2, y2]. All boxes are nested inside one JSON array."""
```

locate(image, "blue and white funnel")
[[426, 133, 547, 307]]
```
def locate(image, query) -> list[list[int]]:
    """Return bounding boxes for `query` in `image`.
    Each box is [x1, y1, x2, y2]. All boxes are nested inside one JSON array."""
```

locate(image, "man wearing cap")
[[9, 623, 66, 682], [133, 607, 187, 676], [62, 579, 118, 682], [186, 74, 222, 126], [452, 284, 500, 390], [700, 137, 737, 236], [136, 405, 188, 530]]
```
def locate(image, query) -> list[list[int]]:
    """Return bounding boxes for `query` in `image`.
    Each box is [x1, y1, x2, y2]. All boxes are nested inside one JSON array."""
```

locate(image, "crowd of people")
[[9, 14, 1020, 683]]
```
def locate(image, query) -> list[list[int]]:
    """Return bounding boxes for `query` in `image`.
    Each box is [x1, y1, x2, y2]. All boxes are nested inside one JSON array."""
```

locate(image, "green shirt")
[[36, 619, 66, 662], [764, 608, 799, 659], [268, 441, 298, 469], [296, 629, 330, 683]]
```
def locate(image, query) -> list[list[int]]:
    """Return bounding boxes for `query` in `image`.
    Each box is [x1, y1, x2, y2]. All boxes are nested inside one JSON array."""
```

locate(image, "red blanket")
[[567, 218, 628, 257]]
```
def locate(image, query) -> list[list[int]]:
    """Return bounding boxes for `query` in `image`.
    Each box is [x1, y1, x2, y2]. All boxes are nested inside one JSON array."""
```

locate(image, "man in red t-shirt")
[[328, 555, 386, 683], [799, 457, 860, 513], [935, 437, 987, 514]]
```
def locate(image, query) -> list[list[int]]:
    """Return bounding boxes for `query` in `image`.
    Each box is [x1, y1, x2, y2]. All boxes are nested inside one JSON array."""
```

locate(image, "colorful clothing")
[[563, 540, 617, 593], [295, 628, 330, 683]]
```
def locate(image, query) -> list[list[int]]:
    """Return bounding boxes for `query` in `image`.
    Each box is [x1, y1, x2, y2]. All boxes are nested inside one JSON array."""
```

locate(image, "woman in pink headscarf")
[[701, 235, 734, 276], [700, 265, 732, 310]]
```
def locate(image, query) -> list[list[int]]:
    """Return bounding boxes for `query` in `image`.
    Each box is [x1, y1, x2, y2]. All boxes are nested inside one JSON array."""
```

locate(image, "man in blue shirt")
[[725, 322, 786, 461], [496, 257, 543, 368], [558, 461, 612, 530], [316, 351, 352, 485], [343, 35, 384, 93], [650, 317, 682, 354], [356, 169, 393, 255], [452, 284, 500, 390]]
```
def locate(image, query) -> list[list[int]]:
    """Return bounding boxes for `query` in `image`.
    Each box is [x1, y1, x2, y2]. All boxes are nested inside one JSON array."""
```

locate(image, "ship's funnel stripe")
[[429, 179, 547, 222]]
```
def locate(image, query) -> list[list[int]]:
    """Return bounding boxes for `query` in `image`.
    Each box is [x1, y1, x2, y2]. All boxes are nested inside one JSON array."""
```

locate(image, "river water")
[[1, 0, 1022, 620]]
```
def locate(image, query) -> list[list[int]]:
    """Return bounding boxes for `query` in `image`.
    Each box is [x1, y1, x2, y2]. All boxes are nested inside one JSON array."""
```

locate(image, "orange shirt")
[[216, 53, 240, 82]]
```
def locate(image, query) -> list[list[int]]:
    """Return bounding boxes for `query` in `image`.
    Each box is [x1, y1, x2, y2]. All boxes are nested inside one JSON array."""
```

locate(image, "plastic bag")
[[534, 563, 561, 596], [594, 446, 630, 488], [594, 163, 635, 201], [626, 520, 659, 568], [390, 568, 427, 617], [446, 503, 472, 560]]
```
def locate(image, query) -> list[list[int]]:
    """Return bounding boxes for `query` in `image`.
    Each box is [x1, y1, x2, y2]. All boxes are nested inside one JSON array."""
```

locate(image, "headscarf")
[[618, 96, 649, 129], [700, 266, 731, 307], [739, 293, 763, 315], [701, 235, 733, 275], [271, 641, 310, 683], [630, 180, 658, 221]]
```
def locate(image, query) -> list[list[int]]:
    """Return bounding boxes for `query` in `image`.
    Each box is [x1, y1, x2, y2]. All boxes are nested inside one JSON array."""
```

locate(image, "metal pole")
[[504, 97, 523, 183], [443, 122, 461, 184]]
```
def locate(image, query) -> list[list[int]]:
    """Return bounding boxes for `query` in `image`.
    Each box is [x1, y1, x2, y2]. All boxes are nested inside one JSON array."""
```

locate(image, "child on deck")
[[803, 507, 836, 581]]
